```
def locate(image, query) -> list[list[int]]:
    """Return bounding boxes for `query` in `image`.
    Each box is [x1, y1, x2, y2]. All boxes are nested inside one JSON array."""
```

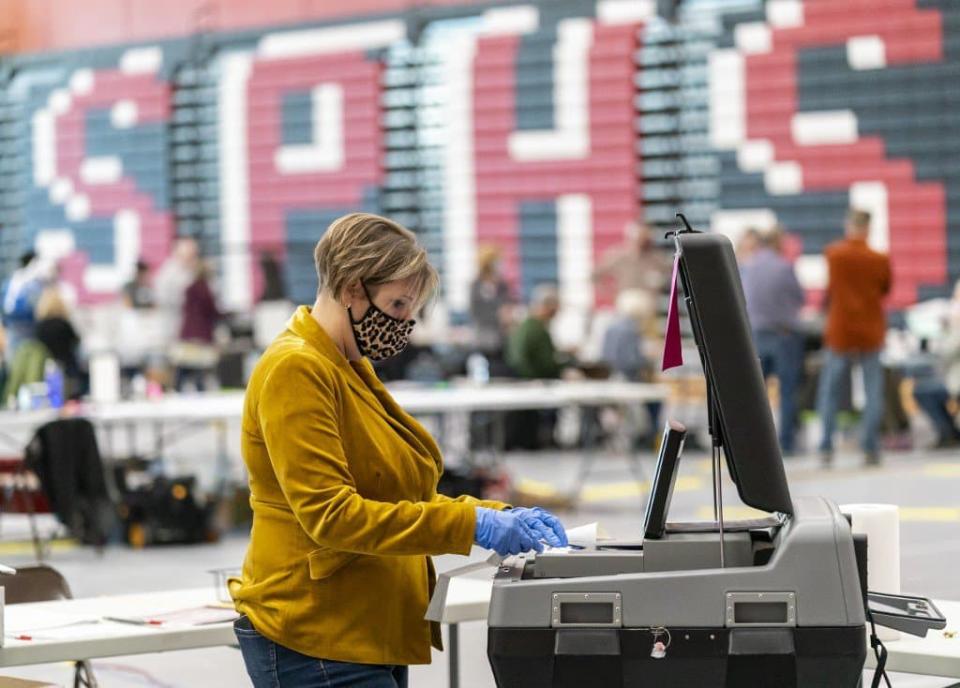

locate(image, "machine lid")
[[675, 231, 793, 515]]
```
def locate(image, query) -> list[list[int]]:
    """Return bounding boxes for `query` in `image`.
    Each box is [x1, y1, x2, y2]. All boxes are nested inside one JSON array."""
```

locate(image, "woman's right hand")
[[474, 507, 543, 556]]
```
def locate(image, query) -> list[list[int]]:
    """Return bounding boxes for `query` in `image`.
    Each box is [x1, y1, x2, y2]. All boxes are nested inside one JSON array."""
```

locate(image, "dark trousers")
[[505, 409, 557, 450], [913, 379, 960, 443], [175, 366, 209, 392], [754, 329, 803, 453]]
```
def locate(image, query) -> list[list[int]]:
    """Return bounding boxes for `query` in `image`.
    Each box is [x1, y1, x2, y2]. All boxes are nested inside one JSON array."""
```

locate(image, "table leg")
[[154, 421, 163, 459], [448, 622, 460, 688], [215, 419, 230, 496], [105, 422, 115, 461], [491, 413, 505, 466]]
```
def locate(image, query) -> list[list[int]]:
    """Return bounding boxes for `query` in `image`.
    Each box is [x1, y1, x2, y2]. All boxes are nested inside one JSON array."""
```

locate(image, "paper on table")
[[425, 552, 502, 623], [12, 621, 138, 642], [5, 609, 101, 635], [104, 605, 238, 627]]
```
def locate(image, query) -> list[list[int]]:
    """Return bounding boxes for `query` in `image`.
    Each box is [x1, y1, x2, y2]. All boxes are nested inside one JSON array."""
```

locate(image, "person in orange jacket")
[[816, 209, 892, 466], [231, 212, 566, 688]]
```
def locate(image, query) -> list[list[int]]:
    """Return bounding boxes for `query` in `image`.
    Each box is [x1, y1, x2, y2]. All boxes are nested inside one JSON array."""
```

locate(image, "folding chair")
[[3, 565, 98, 687], [0, 456, 57, 561]]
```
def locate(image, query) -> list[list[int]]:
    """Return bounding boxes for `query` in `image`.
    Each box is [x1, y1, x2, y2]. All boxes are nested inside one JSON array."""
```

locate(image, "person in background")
[[122, 260, 155, 309], [593, 219, 670, 301], [1, 251, 49, 363], [154, 236, 200, 336], [817, 209, 892, 466], [257, 251, 287, 303], [911, 347, 960, 449], [33, 287, 82, 400], [506, 283, 562, 380], [944, 279, 960, 410], [601, 289, 662, 445], [469, 245, 512, 360], [911, 279, 960, 448], [505, 284, 565, 449], [230, 212, 566, 688], [601, 289, 654, 382], [736, 227, 762, 265], [172, 261, 223, 392], [741, 228, 806, 455]]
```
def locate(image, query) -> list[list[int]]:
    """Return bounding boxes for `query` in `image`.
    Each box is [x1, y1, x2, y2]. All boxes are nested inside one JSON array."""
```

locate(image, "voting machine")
[[485, 226, 943, 687]]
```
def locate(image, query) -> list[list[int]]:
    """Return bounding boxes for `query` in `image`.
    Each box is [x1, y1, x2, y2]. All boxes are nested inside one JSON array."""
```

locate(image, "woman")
[[469, 245, 512, 358], [172, 260, 222, 392], [231, 213, 566, 687], [33, 286, 81, 399]]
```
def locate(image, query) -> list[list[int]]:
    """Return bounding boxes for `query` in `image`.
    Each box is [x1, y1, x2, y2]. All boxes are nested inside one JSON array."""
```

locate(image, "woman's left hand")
[[509, 507, 568, 548]]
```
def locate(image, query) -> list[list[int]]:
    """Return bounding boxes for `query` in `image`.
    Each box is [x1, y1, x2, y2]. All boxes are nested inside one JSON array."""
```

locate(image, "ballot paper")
[[425, 552, 502, 623], [561, 522, 610, 549], [425, 522, 613, 622]]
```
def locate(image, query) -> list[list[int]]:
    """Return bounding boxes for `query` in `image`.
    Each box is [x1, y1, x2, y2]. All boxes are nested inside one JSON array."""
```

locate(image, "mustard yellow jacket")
[[231, 306, 507, 665]]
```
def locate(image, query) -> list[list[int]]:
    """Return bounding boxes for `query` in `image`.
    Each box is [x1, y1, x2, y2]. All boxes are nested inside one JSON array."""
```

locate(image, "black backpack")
[[115, 470, 215, 547]]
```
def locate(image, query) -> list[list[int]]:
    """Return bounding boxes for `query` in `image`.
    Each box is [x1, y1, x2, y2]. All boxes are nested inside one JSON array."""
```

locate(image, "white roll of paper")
[[840, 503, 900, 641]]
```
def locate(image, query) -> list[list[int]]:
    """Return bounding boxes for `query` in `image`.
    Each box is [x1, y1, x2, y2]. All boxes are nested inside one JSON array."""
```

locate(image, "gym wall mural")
[[0, 0, 957, 319]]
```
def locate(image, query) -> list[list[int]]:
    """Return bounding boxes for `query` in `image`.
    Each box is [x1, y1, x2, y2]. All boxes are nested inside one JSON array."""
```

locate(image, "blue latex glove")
[[474, 507, 544, 556], [509, 507, 568, 548]]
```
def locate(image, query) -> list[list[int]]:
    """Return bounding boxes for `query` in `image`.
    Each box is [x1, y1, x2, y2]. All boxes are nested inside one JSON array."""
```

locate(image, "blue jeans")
[[235, 615, 409, 688], [913, 379, 960, 442], [816, 348, 884, 453], [754, 329, 803, 453]]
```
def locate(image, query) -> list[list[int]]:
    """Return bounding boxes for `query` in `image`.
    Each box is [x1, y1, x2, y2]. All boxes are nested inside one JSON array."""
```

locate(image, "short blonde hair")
[[477, 245, 501, 278], [314, 212, 439, 309], [615, 289, 654, 323], [35, 287, 68, 320]]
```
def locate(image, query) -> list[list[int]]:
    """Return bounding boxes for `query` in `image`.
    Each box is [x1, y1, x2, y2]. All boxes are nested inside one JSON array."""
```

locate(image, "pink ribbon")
[[661, 255, 683, 371]]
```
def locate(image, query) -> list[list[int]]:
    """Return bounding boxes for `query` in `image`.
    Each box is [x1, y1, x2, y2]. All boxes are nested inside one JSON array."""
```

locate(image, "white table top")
[[0, 588, 235, 668], [395, 380, 667, 414], [0, 579, 493, 669], [435, 577, 494, 625], [0, 380, 667, 431]]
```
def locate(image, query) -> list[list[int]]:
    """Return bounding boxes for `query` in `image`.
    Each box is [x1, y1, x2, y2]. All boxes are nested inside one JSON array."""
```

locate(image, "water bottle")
[[466, 353, 490, 384], [44, 359, 64, 409], [16, 384, 31, 411], [131, 374, 148, 400]]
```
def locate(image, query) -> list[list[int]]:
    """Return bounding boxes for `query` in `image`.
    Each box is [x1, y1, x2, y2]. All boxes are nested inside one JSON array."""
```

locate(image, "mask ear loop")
[[346, 281, 374, 325], [345, 298, 368, 358], [358, 280, 371, 304]]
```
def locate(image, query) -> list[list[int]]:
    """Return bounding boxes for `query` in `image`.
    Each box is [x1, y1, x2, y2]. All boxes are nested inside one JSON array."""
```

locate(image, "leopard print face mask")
[[348, 283, 416, 361]]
